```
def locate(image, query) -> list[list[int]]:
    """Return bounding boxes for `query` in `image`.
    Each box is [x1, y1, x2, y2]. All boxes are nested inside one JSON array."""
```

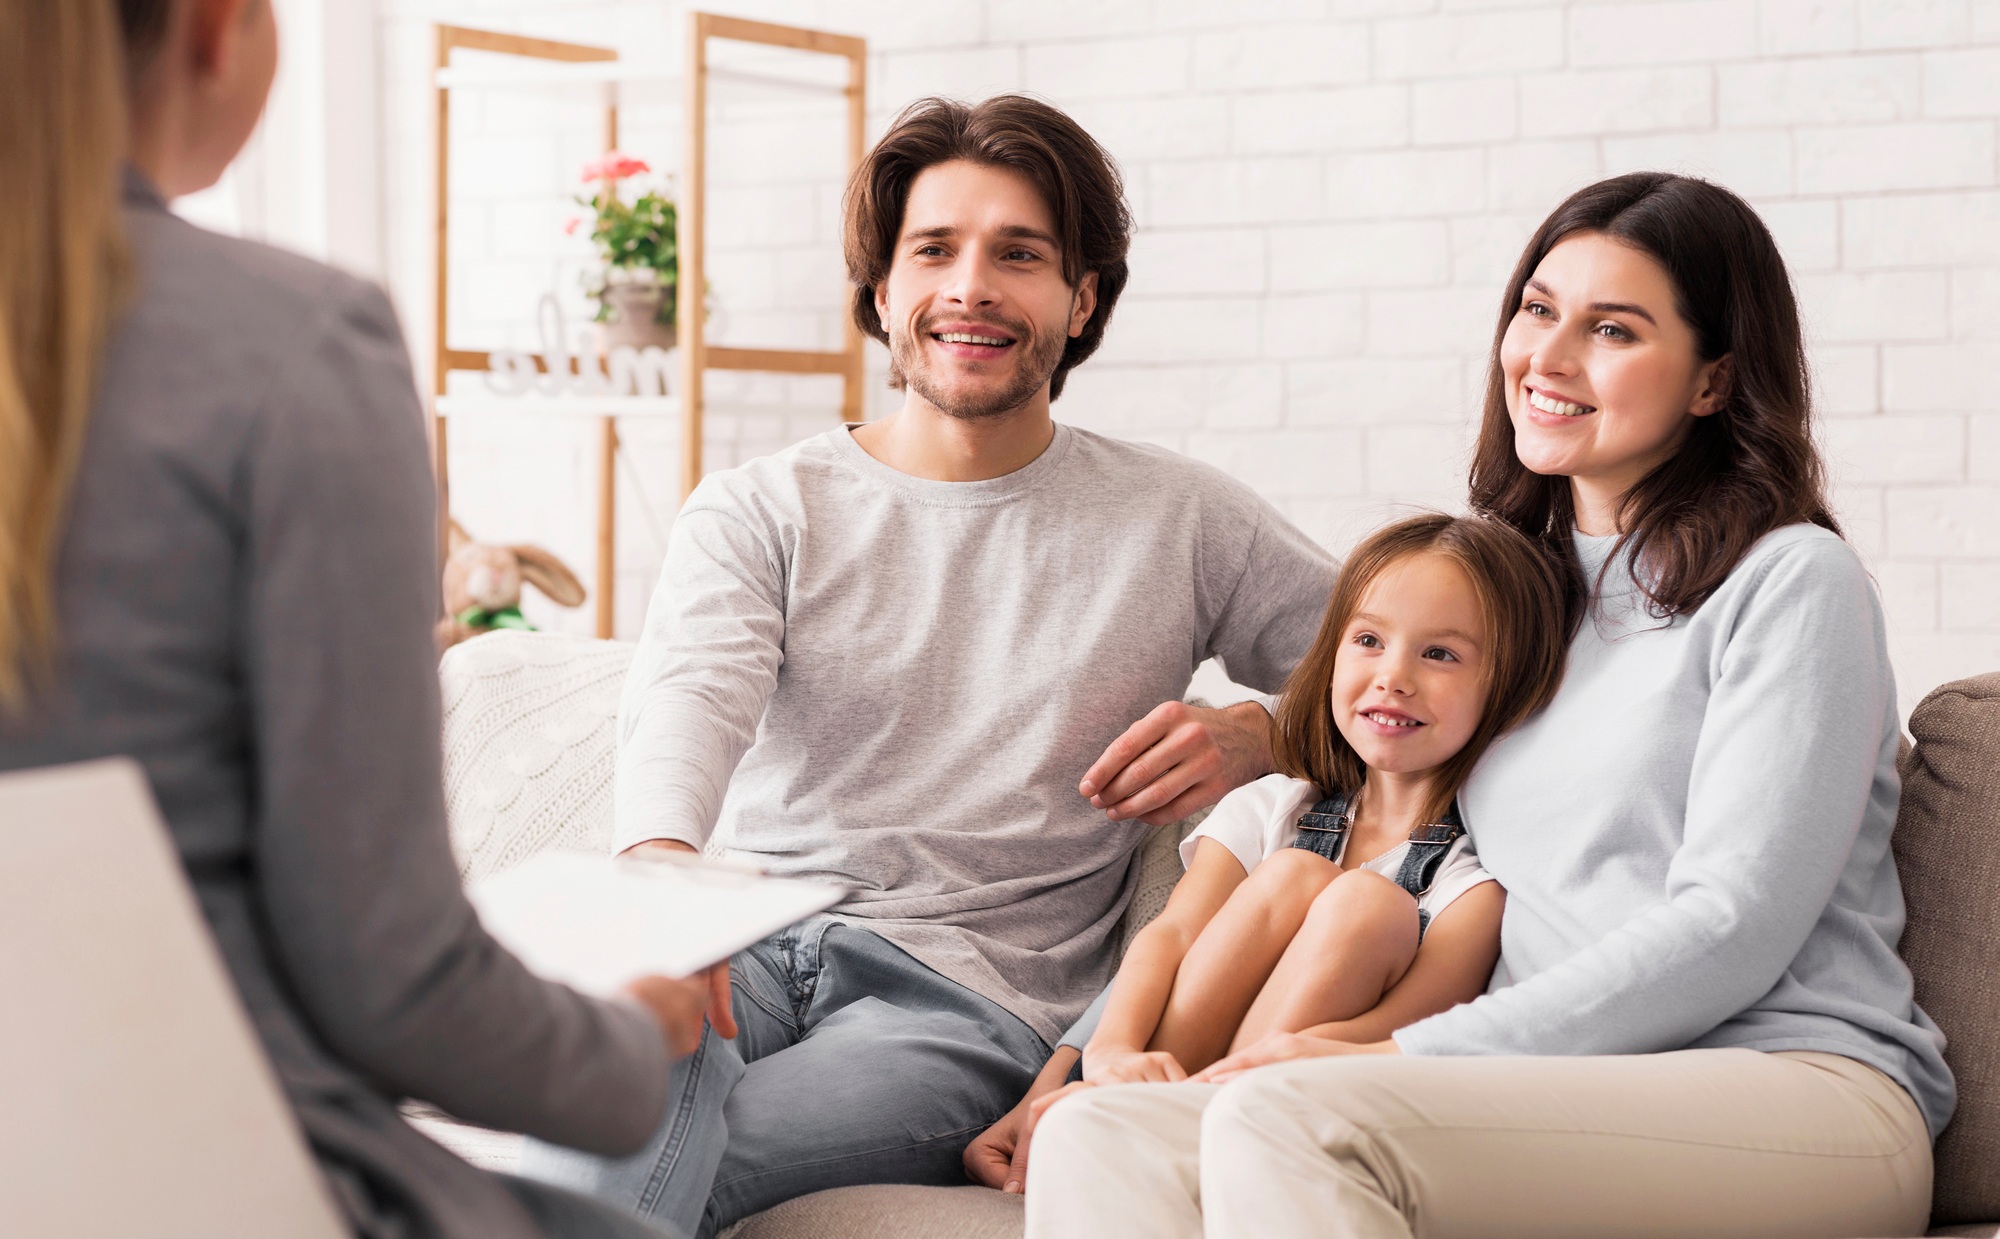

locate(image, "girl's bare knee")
[[1311, 868, 1414, 922], [1261, 846, 1339, 882], [1243, 847, 1340, 901]]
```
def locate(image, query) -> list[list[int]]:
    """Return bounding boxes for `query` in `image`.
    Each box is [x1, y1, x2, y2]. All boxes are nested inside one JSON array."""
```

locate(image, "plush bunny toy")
[[435, 519, 588, 650]]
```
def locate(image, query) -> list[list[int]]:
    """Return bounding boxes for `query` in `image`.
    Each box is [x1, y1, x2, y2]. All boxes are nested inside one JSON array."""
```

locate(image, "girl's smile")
[[1358, 706, 1426, 735]]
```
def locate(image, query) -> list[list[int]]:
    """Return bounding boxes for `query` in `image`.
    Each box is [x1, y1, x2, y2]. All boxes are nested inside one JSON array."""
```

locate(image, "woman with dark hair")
[[0, 3, 713, 1236], [1020, 172, 1951, 1238]]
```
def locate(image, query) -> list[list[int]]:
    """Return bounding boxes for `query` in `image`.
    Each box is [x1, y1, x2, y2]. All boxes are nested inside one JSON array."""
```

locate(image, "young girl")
[[1082, 513, 1568, 1084]]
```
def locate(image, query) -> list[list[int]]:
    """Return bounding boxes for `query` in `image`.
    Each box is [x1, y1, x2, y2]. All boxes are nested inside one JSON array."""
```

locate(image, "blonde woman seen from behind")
[[0, 4, 718, 1236]]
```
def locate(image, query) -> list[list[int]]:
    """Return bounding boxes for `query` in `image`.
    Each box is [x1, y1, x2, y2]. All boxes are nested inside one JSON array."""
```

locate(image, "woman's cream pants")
[[1023, 1049, 1931, 1239]]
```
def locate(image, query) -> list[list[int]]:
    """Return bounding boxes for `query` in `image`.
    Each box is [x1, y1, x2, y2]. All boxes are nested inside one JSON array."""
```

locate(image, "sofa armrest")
[[1894, 671, 2000, 1229]]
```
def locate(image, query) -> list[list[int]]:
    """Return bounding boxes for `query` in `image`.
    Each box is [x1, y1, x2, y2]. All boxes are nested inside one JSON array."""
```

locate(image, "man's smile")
[[928, 322, 1019, 360]]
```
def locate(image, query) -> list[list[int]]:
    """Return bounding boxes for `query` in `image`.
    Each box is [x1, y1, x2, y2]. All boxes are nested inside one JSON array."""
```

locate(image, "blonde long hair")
[[0, 0, 136, 710]]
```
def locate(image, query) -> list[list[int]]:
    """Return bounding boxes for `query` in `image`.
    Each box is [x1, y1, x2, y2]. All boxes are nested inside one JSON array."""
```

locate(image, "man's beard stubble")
[[889, 312, 1068, 421]]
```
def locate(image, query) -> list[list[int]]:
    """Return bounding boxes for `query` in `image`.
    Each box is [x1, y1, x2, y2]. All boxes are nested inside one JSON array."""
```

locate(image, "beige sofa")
[[425, 631, 2000, 1238]]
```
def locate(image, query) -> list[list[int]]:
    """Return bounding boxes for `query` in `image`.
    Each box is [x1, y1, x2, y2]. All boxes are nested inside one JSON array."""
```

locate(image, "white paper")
[[468, 851, 846, 993]]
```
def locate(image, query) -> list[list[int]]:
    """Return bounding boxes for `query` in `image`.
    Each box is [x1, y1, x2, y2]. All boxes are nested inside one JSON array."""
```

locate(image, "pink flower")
[[562, 215, 582, 236], [581, 150, 650, 183]]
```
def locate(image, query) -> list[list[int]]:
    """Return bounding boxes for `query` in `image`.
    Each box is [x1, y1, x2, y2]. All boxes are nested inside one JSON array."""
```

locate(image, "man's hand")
[[623, 838, 699, 861], [700, 961, 738, 1039], [1080, 700, 1276, 827], [619, 839, 738, 1040], [621, 962, 737, 1052], [1084, 1046, 1187, 1085], [962, 1096, 1026, 1192], [1189, 1031, 1398, 1084], [621, 973, 712, 1057], [964, 1045, 1081, 1194], [964, 1079, 1099, 1195]]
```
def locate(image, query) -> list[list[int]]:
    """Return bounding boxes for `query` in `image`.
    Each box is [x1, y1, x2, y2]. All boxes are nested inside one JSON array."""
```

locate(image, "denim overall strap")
[[1394, 801, 1465, 937], [1289, 790, 1354, 863], [1391, 800, 1465, 899]]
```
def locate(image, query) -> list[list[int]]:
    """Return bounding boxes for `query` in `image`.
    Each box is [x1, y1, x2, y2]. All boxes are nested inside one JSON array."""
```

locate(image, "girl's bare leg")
[[1230, 868, 1422, 1053], [1148, 849, 1339, 1072]]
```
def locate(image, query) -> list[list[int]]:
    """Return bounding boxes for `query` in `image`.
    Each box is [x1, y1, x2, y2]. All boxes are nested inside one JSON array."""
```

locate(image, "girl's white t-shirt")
[[1181, 774, 1497, 925]]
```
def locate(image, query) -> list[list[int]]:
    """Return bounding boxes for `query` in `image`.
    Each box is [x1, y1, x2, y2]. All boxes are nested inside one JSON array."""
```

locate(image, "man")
[[520, 95, 1337, 1238]]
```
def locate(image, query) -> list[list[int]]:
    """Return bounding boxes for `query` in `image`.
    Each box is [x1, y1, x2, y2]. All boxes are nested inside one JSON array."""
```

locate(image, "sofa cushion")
[[1895, 673, 2000, 1227], [723, 1185, 1021, 1239]]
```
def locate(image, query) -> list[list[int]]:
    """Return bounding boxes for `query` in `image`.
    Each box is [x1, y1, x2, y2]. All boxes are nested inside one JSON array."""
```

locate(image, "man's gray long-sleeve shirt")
[[0, 175, 670, 1239], [616, 424, 1337, 1042]]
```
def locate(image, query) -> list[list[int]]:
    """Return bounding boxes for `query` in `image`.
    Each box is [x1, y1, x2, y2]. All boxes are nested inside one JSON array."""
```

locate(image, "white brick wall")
[[377, 0, 2000, 713]]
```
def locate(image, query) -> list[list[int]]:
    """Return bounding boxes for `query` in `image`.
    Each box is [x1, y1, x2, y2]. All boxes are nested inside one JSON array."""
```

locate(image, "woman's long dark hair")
[[1468, 172, 1839, 627]]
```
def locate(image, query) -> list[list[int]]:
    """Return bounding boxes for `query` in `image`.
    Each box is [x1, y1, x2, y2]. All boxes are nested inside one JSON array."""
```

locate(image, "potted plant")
[[567, 151, 677, 351]]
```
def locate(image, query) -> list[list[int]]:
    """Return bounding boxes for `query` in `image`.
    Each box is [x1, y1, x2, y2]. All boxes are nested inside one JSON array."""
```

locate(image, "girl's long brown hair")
[[1469, 172, 1838, 627], [1272, 514, 1570, 828], [0, 0, 159, 710]]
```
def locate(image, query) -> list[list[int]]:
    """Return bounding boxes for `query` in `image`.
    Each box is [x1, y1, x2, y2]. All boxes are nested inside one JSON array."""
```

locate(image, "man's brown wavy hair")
[[1469, 172, 1839, 629], [842, 95, 1132, 400], [1272, 514, 1570, 828]]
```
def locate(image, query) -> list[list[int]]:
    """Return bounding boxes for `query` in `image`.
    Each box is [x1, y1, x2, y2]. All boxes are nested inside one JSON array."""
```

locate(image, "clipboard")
[[468, 850, 847, 992]]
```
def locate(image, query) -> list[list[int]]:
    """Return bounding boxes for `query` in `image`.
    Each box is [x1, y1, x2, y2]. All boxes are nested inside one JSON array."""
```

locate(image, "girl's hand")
[[1086, 1047, 1189, 1085], [1190, 1031, 1399, 1084]]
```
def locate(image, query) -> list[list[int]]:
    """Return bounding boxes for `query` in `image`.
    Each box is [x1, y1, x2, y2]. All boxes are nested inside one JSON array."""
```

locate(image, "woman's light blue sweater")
[[1395, 523, 1955, 1138]]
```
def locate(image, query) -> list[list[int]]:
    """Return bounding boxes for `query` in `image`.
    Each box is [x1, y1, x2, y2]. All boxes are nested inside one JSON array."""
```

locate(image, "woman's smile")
[[1499, 233, 1731, 533], [1524, 385, 1596, 419]]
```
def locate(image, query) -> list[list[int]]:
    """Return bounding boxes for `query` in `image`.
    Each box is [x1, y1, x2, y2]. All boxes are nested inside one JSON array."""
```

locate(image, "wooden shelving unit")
[[431, 14, 867, 638]]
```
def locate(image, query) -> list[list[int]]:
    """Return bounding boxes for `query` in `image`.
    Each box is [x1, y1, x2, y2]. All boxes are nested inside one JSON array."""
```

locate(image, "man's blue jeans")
[[517, 919, 1051, 1239]]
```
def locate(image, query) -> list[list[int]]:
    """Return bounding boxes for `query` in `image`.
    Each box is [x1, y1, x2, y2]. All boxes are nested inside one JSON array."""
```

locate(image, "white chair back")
[[0, 759, 347, 1239]]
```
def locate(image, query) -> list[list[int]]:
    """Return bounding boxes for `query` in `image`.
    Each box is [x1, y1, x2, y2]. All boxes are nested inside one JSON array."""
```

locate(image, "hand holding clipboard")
[[469, 850, 847, 1054]]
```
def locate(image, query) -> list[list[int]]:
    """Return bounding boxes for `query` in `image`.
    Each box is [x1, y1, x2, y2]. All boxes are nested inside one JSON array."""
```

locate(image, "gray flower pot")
[[598, 282, 677, 352]]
